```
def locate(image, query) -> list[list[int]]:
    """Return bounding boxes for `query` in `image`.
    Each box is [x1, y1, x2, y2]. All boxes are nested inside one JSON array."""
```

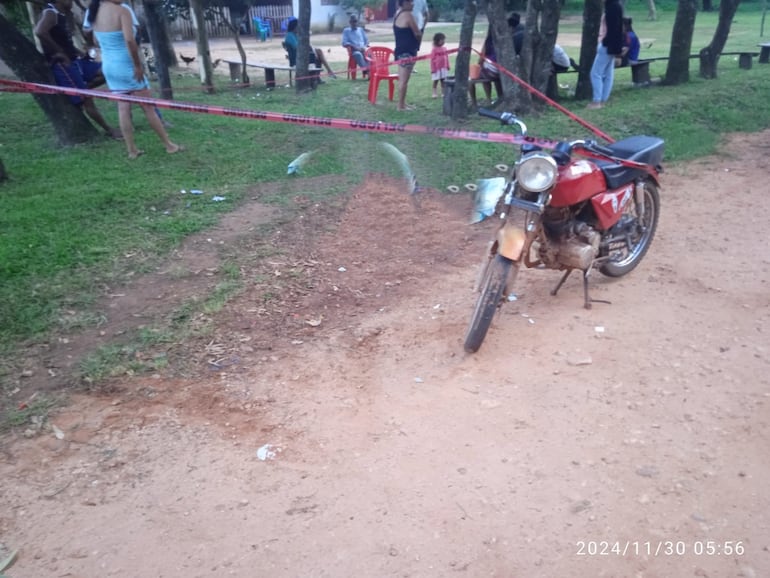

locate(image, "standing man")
[[35, 0, 121, 138], [412, 0, 429, 49], [342, 15, 369, 76]]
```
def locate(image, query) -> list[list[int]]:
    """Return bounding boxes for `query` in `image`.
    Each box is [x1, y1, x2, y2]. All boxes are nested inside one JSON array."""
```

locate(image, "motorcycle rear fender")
[[496, 224, 527, 261]]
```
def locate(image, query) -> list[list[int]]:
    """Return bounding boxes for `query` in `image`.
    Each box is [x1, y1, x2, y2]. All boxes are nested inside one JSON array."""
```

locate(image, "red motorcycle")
[[464, 109, 664, 353]]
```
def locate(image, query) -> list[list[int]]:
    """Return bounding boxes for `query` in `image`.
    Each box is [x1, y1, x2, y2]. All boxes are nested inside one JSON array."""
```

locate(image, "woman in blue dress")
[[88, 0, 181, 158]]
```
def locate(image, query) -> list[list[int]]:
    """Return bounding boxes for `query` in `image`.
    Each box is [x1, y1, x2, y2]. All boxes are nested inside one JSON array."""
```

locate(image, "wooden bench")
[[759, 42, 770, 64], [222, 59, 295, 88]]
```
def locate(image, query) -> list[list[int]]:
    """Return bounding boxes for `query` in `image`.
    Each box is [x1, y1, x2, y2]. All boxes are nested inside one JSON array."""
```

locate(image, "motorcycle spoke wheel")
[[464, 255, 517, 353], [601, 181, 660, 277]]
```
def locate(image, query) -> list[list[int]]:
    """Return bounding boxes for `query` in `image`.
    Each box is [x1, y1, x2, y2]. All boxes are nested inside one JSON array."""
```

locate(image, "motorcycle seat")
[[596, 135, 665, 189]]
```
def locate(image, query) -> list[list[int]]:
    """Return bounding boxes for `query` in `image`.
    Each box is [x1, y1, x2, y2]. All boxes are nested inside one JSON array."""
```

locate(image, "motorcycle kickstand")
[[582, 268, 611, 310], [551, 269, 573, 297], [550, 269, 611, 309]]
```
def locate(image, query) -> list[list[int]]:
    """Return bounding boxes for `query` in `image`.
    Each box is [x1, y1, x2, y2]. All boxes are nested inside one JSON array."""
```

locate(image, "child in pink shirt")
[[430, 32, 450, 98]]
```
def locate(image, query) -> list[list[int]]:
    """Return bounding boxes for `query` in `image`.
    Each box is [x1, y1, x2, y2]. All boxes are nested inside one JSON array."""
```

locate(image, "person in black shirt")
[[508, 12, 525, 56], [393, 0, 422, 110], [35, 0, 121, 138]]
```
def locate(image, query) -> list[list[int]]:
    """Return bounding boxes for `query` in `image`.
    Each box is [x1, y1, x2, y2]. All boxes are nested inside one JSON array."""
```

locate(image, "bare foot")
[[108, 129, 124, 140], [128, 149, 145, 159], [586, 101, 604, 110], [397, 104, 416, 111], [166, 143, 184, 154]]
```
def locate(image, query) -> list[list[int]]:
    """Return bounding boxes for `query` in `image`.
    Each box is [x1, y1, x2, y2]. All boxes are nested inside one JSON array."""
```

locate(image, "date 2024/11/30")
[[576, 540, 746, 557]]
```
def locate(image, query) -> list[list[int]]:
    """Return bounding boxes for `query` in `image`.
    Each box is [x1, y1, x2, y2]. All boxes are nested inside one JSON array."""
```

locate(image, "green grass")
[[0, 395, 61, 434], [1, 6, 770, 385]]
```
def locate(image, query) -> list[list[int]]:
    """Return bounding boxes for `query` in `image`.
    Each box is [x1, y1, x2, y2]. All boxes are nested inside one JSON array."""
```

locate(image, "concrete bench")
[[631, 60, 651, 85], [468, 76, 502, 107], [628, 51, 757, 83], [759, 42, 770, 64], [721, 51, 760, 69], [222, 59, 295, 88]]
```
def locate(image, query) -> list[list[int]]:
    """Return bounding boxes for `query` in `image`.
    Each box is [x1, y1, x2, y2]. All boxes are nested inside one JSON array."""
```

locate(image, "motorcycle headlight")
[[517, 152, 557, 193]]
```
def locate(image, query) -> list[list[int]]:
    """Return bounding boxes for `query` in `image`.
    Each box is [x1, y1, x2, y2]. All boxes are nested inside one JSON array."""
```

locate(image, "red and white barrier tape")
[[0, 77, 569, 149]]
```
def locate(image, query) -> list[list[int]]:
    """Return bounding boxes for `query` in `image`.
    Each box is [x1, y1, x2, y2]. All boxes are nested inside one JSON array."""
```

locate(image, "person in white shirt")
[[412, 0, 428, 50], [552, 44, 571, 72]]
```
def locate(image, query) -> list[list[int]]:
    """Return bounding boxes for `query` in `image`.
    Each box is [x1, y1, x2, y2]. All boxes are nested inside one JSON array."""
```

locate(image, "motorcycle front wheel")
[[601, 181, 660, 277], [464, 254, 518, 353]]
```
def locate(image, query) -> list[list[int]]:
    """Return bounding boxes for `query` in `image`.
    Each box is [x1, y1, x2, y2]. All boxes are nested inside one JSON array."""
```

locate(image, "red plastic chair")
[[366, 46, 398, 104]]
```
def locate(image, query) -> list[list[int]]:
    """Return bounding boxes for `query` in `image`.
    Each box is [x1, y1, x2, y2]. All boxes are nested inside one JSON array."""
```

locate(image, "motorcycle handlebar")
[[478, 108, 503, 121], [478, 109, 527, 134], [477, 113, 622, 162]]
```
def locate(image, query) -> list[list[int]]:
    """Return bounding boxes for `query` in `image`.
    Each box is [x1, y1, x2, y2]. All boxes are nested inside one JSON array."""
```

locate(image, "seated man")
[[341, 15, 369, 76], [34, 0, 121, 139]]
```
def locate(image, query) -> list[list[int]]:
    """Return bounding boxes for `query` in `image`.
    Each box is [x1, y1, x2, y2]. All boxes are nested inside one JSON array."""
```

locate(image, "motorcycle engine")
[[539, 211, 601, 271]]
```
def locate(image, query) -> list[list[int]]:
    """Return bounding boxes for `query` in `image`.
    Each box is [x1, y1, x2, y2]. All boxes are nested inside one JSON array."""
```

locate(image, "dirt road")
[[1, 129, 769, 577]]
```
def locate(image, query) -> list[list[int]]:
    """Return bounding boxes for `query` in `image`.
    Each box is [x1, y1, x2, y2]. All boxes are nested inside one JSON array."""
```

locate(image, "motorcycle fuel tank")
[[549, 160, 607, 207]]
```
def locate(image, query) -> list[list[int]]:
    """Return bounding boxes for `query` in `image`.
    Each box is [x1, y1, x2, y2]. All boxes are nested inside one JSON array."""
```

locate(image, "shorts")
[[481, 60, 499, 79], [431, 69, 448, 81], [51, 58, 102, 105], [396, 52, 416, 69]]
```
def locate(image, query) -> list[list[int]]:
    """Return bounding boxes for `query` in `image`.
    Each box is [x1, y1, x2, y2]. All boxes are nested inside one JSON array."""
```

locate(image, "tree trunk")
[[664, 0, 698, 85], [699, 0, 741, 78], [576, 0, 602, 101], [484, 0, 518, 111], [702, 0, 713, 11], [296, 0, 314, 92], [450, 0, 476, 120], [698, 45, 719, 78], [0, 157, 7, 183], [214, 6, 250, 87], [231, 10, 250, 87], [0, 13, 99, 145], [523, 0, 561, 109], [189, 0, 215, 93], [143, 0, 174, 99], [647, 0, 657, 20]]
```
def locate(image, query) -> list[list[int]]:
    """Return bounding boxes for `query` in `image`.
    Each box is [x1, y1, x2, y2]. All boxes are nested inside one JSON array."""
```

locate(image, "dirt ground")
[[2, 36, 770, 576]]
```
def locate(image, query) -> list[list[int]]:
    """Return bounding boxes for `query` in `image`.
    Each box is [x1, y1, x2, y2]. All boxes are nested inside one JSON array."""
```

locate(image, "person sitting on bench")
[[616, 17, 640, 67], [284, 18, 336, 79], [552, 44, 573, 73]]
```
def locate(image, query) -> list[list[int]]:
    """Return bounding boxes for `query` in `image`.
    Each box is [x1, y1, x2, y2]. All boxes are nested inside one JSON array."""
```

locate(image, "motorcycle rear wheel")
[[464, 254, 517, 353], [600, 181, 660, 277]]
